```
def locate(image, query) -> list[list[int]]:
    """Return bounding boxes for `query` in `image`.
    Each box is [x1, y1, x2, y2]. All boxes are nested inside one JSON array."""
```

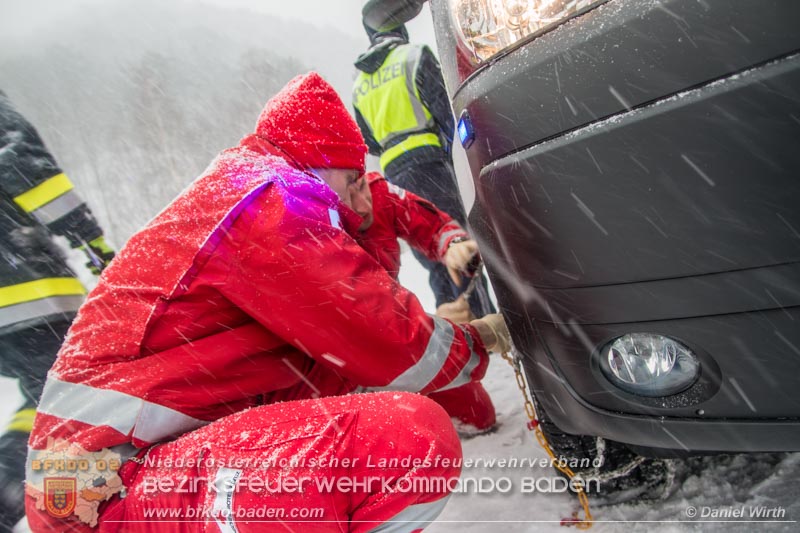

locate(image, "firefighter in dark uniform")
[[352, 23, 495, 319], [0, 91, 114, 529]]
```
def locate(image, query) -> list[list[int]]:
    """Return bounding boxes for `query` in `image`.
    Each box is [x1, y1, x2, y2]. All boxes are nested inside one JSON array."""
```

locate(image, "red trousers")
[[27, 392, 461, 532], [428, 382, 496, 431]]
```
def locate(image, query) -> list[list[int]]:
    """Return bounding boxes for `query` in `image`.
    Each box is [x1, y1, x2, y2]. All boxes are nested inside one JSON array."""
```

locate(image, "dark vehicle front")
[[366, 0, 800, 456]]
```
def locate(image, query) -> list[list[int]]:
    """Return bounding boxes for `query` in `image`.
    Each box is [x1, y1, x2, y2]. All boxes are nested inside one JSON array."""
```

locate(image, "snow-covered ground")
[[2, 253, 798, 531]]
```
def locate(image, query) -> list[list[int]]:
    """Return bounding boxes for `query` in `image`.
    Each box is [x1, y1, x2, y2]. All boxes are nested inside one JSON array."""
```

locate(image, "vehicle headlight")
[[600, 333, 700, 397], [449, 0, 604, 63]]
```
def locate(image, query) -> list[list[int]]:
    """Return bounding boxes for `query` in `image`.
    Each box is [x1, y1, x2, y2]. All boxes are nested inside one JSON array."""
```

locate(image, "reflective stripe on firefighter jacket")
[[0, 278, 85, 329], [352, 44, 441, 171], [0, 93, 104, 331]]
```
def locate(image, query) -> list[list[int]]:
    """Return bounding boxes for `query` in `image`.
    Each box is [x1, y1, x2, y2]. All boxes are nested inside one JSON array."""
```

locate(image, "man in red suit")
[[350, 171, 497, 434]]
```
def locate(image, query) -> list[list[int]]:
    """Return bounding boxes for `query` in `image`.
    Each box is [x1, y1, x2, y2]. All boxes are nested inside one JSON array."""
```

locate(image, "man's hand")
[[436, 295, 474, 324], [470, 313, 512, 353], [80, 236, 115, 275], [444, 238, 480, 286]]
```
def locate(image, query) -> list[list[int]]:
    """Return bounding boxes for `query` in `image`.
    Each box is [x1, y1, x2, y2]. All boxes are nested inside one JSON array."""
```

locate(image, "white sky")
[[0, 0, 438, 49], [200, 0, 438, 47]]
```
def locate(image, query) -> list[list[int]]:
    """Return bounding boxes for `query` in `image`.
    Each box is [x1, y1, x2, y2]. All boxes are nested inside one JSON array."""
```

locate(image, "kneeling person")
[[349, 171, 498, 434]]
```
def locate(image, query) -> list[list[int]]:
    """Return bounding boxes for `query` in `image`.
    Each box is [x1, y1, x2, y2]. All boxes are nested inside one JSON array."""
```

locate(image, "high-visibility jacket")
[[0, 92, 105, 334], [353, 42, 452, 172], [26, 132, 489, 529]]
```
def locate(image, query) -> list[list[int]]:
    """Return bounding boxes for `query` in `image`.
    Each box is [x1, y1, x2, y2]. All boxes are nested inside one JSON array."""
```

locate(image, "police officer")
[[353, 22, 495, 319], [0, 91, 113, 530]]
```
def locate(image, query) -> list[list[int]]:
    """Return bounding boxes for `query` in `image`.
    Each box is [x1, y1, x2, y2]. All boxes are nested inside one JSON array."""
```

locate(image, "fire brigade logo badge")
[[44, 477, 77, 518], [28, 440, 123, 526]]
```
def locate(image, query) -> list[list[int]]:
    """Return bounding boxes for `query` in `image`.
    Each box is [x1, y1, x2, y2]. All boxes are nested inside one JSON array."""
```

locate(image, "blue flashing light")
[[457, 111, 475, 149]]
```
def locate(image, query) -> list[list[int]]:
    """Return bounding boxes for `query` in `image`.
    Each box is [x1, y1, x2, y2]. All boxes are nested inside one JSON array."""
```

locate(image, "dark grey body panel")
[[427, 0, 800, 451]]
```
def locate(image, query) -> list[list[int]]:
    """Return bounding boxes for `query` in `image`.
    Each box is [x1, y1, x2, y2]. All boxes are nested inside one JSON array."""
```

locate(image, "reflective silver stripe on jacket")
[[0, 295, 84, 328], [437, 228, 465, 255], [401, 44, 432, 134], [367, 496, 450, 532], [29, 190, 84, 224], [37, 377, 208, 442], [378, 316, 454, 392], [435, 329, 482, 393]]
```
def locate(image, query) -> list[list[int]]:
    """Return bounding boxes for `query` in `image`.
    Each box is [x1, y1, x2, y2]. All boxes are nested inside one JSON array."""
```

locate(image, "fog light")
[[600, 333, 699, 397]]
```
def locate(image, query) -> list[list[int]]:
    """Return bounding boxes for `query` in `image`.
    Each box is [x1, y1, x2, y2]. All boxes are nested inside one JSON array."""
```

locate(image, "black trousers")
[[386, 157, 495, 317], [0, 319, 71, 406], [0, 318, 72, 530]]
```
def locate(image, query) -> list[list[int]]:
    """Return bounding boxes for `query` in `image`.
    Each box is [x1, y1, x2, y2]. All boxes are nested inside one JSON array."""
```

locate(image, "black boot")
[[0, 430, 29, 531]]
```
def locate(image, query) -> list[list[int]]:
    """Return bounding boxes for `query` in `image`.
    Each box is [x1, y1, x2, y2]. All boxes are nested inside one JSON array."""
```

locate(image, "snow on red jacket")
[[28, 134, 488, 457], [357, 172, 468, 280]]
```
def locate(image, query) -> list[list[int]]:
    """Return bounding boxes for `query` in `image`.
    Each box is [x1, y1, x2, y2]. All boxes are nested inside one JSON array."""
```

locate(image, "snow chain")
[[501, 350, 593, 529]]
